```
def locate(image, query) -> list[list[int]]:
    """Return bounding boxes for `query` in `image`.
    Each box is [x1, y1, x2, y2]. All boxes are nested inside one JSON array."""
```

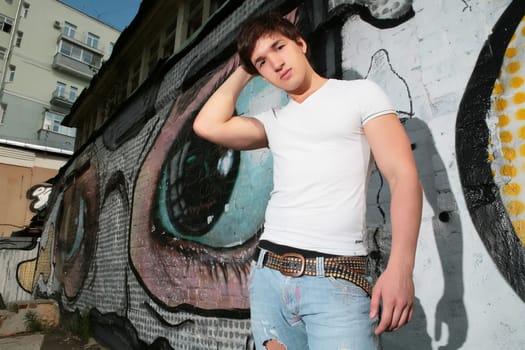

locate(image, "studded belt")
[[254, 247, 372, 296]]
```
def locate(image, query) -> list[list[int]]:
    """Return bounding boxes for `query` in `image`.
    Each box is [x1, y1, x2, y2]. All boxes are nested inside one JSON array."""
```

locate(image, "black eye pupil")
[[162, 131, 240, 236]]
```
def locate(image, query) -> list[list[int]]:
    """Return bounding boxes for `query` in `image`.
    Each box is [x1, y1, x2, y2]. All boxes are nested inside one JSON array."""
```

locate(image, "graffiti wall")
[[0, 237, 38, 303], [346, 0, 525, 349], [23, 0, 525, 349]]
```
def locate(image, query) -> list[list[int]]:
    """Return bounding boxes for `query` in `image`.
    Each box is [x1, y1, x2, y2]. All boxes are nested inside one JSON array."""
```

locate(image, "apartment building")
[[63, 0, 227, 149], [0, 0, 120, 236]]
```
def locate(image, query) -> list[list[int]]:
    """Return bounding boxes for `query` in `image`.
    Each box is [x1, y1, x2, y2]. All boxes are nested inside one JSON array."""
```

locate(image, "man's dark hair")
[[237, 13, 305, 75]]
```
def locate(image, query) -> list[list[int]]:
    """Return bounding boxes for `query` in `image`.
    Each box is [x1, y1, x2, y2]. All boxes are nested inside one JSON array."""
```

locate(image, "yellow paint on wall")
[[505, 47, 517, 58], [511, 76, 524, 89], [506, 61, 521, 74], [514, 92, 525, 104], [502, 146, 517, 161], [520, 144, 525, 156], [500, 130, 513, 143], [519, 126, 525, 139], [512, 220, 525, 242], [501, 164, 518, 177], [495, 97, 508, 111], [488, 15, 525, 245], [498, 114, 511, 126], [503, 182, 521, 196], [507, 200, 525, 215], [31, 223, 54, 290], [494, 82, 504, 95], [17, 258, 37, 293]]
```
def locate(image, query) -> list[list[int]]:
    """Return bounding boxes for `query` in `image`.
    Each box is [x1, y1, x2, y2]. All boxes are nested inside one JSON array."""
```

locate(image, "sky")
[[60, 0, 142, 31]]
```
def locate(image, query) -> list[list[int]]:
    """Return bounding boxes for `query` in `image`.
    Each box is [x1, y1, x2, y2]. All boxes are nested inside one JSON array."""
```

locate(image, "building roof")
[[62, 0, 155, 126], [56, 0, 124, 32]]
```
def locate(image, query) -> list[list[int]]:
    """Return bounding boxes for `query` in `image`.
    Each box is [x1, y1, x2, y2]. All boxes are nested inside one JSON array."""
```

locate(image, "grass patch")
[[24, 310, 43, 332], [62, 307, 92, 343]]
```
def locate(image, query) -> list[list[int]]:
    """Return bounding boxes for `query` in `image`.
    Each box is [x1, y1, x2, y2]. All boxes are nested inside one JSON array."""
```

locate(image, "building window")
[[22, 2, 29, 18], [108, 42, 114, 56], [163, 20, 176, 57], [82, 50, 93, 64], [69, 86, 78, 101], [129, 60, 140, 93], [210, 0, 227, 13], [59, 41, 102, 67], [60, 41, 81, 59], [147, 40, 159, 73], [15, 31, 22, 47], [63, 22, 76, 38], [187, 2, 203, 37], [43, 111, 76, 137], [166, 18, 177, 38], [4, 0, 12, 5], [0, 103, 6, 124], [162, 33, 174, 58], [7, 65, 15, 81], [55, 81, 65, 97], [0, 47, 6, 60], [0, 14, 13, 33], [86, 32, 99, 49], [118, 75, 127, 101]]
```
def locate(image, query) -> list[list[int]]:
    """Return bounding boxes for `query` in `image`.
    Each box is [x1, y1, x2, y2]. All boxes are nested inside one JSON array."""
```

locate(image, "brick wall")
[[27, 0, 525, 349]]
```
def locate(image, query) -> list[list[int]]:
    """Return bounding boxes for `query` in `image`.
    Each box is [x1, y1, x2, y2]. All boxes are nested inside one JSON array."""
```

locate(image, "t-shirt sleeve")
[[359, 79, 398, 126], [251, 109, 274, 130], [249, 109, 275, 148]]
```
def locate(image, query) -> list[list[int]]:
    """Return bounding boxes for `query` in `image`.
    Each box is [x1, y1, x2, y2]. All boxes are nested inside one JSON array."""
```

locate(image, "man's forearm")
[[193, 66, 253, 138], [387, 174, 422, 272]]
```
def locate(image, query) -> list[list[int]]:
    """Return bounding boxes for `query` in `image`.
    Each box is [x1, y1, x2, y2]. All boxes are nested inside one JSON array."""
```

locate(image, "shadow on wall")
[[374, 117, 468, 350], [345, 39, 468, 349], [317, 1, 467, 348]]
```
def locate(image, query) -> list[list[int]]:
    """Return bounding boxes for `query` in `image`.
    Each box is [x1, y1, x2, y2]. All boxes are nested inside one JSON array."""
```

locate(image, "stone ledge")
[[0, 300, 59, 337]]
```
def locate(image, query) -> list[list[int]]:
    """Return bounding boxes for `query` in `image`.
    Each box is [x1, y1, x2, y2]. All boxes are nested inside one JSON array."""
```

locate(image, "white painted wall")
[[0, 242, 37, 303], [341, 1, 525, 348]]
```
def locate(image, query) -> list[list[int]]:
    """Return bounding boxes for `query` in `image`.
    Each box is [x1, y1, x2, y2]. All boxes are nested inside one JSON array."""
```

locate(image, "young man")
[[193, 13, 422, 350]]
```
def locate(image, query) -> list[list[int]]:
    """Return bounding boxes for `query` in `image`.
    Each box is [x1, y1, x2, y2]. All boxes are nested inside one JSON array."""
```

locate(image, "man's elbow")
[[192, 116, 209, 139], [388, 168, 420, 192], [192, 118, 202, 136]]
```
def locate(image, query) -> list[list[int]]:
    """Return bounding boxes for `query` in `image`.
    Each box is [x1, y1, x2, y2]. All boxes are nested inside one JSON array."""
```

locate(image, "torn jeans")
[[249, 252, 380, 350]]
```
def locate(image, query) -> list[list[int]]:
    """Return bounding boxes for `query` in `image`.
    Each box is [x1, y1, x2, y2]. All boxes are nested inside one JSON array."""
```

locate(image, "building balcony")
[[50, 88, 76, 110], [35, 111, 76, 152], [36, 128, 75, 153], [58, 33, 105, 56], [52, 52, 99, 80]]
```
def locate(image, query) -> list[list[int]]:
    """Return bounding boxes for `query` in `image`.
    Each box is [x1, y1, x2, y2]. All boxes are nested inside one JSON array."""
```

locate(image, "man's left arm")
[[363, 113, 423, 336]]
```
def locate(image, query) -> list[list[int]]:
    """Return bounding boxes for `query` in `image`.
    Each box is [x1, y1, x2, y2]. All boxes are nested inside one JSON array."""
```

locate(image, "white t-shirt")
[[253, 79, 397, 256]]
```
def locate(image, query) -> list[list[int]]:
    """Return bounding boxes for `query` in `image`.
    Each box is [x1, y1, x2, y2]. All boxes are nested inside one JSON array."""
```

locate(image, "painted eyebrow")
[[253, 39, 285, 65]]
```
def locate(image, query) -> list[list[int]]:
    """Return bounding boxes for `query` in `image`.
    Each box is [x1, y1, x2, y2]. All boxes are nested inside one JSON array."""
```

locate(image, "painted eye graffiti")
[[54, 160, 99, 300], [456, 0, 525, 301], [155, 131, 242, 245], [64, 196, 86, 260], [130, 58, 280, 315], [154, 127, 273, 249]]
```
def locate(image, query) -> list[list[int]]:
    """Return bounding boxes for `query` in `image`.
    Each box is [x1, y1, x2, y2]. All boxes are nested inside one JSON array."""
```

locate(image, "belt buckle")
[[280, 253, 305, 277]]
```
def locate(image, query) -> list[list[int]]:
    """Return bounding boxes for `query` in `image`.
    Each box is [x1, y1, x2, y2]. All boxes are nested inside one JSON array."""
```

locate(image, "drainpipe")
[[0, 0, 24, 95]]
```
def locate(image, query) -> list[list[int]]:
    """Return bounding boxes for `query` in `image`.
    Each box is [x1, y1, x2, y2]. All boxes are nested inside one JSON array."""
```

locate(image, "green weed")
[[23, 310, 43, 332]]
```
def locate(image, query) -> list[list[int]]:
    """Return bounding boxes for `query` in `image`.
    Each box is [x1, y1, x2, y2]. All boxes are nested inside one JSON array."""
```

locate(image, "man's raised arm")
[[193, 65, 268, 150]]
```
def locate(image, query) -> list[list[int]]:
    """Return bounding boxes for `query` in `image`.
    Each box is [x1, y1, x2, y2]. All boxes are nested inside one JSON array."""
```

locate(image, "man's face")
[[250, 33, 309, 93]]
